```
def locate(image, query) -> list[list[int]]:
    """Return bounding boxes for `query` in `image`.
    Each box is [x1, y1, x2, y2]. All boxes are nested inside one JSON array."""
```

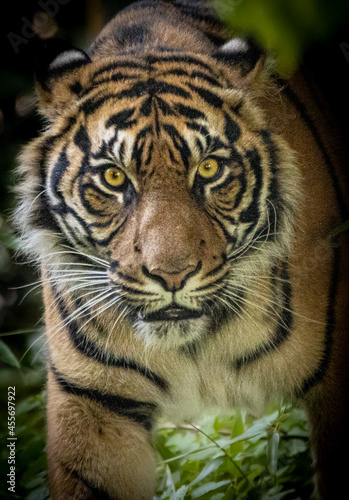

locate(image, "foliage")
[[155, 407, 314, 500], [0, 391, 48, 500], [215, 0, 349, 74]]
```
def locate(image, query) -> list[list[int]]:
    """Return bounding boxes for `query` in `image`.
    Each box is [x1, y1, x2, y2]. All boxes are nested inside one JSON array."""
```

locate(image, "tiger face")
[[18, 45, 299, 349]]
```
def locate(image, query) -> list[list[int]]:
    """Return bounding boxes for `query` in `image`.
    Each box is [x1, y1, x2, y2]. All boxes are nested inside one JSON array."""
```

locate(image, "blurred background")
[[0, 1, 348, 498]]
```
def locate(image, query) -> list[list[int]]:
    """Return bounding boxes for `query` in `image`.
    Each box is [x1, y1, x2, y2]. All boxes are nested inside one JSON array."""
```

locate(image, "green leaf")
[[268, 432, 280, 475], [165, 465, 176, 494], [191, 480, 232, 498], [0, 340, 20, 367], [189, 458, 224, 488], [26, 486, 50, 500], [171, 485, 188, 500], [214, 0, 349, 75]]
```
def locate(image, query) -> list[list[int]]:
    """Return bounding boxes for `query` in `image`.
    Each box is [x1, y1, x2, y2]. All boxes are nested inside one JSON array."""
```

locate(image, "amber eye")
[[103, 167, 126, 188], [197, 159, 219, 179]]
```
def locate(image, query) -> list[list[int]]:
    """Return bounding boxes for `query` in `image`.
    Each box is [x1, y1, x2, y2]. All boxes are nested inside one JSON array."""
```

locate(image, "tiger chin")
[[14, 0, 349, 499]]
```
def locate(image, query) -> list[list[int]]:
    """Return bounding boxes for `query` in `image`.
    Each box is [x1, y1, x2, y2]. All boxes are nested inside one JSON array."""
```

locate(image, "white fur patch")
[[135, 316, 210, 350], [49, 50, 88, 71], [220, 38, 249, 54]]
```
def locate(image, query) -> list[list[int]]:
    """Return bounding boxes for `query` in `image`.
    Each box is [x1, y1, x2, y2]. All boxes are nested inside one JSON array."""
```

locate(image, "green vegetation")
[[155, 407, 314, 499], [215, 0, 349, 74]]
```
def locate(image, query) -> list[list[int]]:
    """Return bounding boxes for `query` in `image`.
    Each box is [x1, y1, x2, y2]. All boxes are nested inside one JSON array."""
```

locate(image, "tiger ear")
[[34, 39, 91, 121], [213, 38, 265, 87]]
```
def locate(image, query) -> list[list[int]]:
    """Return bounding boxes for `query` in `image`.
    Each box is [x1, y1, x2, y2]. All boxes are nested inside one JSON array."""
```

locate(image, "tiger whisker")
[[28, 287, 124, 364], [228, 211, 266, 258], [105, 305, 130, 367], [22, 286, 116, 362], [219, 288, 272, 325], [45, 262, 108, 269], [210, 292, 251, 326], [76, 294, 125, 337], [223, 282, 324, 325], [43, 249, 109, 268], [228, 203, 278, 262], [61, 244, 109, 266], [16, 276, 110, 305]]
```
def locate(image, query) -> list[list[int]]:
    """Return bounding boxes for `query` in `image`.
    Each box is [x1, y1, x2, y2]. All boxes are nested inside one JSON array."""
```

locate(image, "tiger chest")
[[159, 342, 284, 423]]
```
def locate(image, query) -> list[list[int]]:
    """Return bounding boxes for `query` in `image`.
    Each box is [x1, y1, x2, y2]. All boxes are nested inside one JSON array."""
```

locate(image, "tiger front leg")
[[46, 368, 157, 500]]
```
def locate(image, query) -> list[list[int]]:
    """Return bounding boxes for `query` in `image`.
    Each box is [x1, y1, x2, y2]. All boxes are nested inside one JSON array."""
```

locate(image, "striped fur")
[[14, 1, 349, 499]]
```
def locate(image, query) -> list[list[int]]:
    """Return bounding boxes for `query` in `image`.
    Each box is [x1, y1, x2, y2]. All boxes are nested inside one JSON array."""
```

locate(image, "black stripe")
[[51, 283, 168, 391], [162, 124, 191, 170], [232, 172, 247, 210], [156, 97, 176, 116], [32, 135, 64, 233], [209, 213, 236, 244], [116, 270, 143, 285], [51, 203, 97, 249], [188, 83, 223, 108], [203, 255, 227, 278], [186, 121, 210, 138], [239, 148, 263, 224], [105, 108, 136, 129], [74, 125, 92, 153], [232, 261, 292, 370], [94, 218, 128, 247], [88, 216, 119, 228], [132, 126, 152, 173], [225, 112, 241, 143], [50, 364, 157, 430], [117, 79, 190, 100], [145, 141, 154, 165], [70, 470, 113, 500], [81, 93, 119, 115], [80, 183, 112, 217], [162, 68, 189, 78], [259, 129, 280, 241], [92, 61, 148, 80], [51, 147, 69, 201], [87, 72, 138, 90], [191, 71, 222, 87], [296, 245, 341, 396], [211, 173, 237, 193], [175, 103, 206, 120], [280, 80, 348, 220], [195, 270, 230, 292], [145, 53, 216, 73]]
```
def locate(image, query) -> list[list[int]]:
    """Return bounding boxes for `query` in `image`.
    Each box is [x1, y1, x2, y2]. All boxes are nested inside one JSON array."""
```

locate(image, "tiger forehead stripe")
[[90, 53, 220, 83]]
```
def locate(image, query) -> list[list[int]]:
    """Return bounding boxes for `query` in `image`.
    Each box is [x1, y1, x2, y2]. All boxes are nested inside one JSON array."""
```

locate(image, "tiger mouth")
[[140, 305, 203, 322]]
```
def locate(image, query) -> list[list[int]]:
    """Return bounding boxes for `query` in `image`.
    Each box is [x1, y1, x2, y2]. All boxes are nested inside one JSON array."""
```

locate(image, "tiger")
[[14, 0, 349, 498]]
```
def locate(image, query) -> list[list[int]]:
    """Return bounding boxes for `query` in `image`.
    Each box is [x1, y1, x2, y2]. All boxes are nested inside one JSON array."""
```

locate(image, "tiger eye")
[[198, 159, 219, 179], [104, 167, 125, 187]]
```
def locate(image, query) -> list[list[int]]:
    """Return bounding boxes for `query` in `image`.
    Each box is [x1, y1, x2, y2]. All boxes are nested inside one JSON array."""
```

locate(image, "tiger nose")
[[143, 263, 201, 291]]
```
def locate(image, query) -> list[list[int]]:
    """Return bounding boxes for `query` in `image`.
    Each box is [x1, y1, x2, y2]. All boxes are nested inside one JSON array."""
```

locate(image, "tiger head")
[[16, 38, 299, 349]]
